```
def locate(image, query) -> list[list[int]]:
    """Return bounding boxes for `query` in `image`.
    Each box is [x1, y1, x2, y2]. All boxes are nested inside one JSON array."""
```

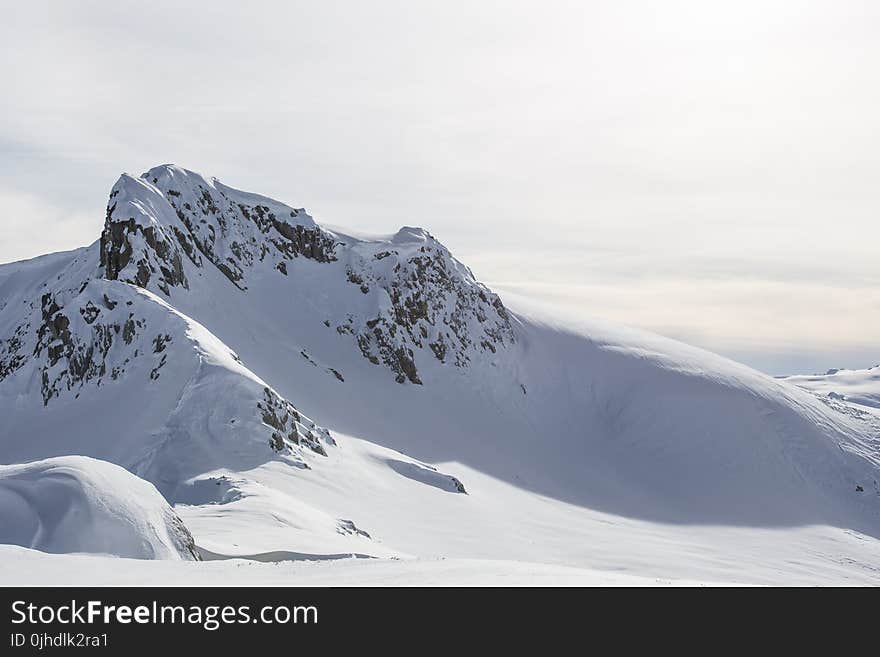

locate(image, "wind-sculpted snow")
[[0, 456, 198, 560]]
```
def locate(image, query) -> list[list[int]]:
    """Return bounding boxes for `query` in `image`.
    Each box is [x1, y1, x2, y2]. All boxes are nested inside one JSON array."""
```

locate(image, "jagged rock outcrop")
[[335, 228, 514, 384], [0, 256, 155, 405], [100, 166, 338, 293], [259, 386, 332, 457]]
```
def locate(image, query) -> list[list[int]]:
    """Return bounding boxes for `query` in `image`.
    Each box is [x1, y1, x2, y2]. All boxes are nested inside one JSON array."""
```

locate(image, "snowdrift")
[[0, 456, 199, 560]]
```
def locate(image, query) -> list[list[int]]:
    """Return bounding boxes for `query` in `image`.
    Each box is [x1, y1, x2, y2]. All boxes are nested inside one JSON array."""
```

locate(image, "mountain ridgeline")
[[95, 165, 514, 386]]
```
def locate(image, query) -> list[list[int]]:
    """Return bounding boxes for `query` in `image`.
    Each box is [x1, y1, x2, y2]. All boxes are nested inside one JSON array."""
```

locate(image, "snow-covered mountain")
[[1, 164, 879, 584]]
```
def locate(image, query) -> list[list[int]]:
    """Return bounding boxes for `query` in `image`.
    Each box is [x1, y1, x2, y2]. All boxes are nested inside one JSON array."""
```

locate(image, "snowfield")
[[1, 164, 878, 585]]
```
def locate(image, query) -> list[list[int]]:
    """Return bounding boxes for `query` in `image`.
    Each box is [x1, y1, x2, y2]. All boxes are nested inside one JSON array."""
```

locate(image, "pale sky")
[[1, 1, 877, 374]]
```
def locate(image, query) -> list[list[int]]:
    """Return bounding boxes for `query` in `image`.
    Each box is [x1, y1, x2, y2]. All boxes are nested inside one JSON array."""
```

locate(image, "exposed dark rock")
[[27, 291, 133, 404], [122, 318, 137, 345], [149, 354, 167, 380], [429, 338, 447, 362], [270, 219, 338, 263], [100, 208, 188, 295], [346, 236, 514, 383], [260, 387, 328, 456], [337, 519, 371, 539], [152, 334, 172, 353], [0, 323, 27, 381]]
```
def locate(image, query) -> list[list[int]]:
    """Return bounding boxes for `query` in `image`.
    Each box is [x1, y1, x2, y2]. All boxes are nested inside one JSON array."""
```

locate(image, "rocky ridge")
[[96, 164, 515, 385]]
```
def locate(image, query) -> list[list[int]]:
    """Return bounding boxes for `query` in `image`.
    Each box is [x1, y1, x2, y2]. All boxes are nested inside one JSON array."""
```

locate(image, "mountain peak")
[[101, 164, 333, 294], [97, 165, 516, 385], [143, 162, 204, 181], [391, 226, 432, 244]]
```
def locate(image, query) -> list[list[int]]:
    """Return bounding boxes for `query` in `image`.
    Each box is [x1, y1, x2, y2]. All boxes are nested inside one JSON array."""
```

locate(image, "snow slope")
[[1, 164, 879, 584], [0, 456, 197, 560]]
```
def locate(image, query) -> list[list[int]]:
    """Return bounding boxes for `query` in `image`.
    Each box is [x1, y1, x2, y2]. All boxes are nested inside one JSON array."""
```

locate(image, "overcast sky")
[[1, 1, 877, 374]]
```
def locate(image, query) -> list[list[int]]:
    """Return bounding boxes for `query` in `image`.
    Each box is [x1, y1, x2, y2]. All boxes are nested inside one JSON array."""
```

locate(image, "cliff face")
[[99, 166, 336, 293]]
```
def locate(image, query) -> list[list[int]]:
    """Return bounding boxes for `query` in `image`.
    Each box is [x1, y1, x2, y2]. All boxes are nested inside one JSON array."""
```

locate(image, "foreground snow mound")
[[0, 456, 199, 560]]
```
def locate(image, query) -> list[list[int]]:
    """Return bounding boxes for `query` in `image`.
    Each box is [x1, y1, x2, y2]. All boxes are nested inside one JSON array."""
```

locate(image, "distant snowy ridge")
[[782, 365, 880, 410]]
